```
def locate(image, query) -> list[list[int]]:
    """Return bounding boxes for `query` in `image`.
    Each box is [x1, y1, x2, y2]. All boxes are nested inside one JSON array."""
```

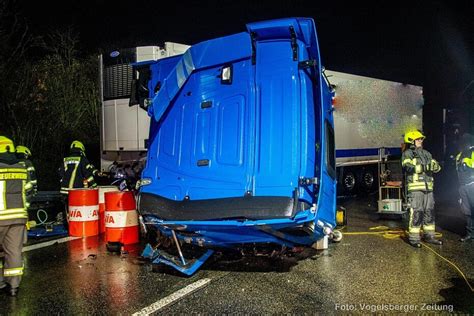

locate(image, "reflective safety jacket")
[[0, 156, 32, 221], [456, 146, 474, 185], [402, 147, 441, 192], [59, 149, 98, 194]]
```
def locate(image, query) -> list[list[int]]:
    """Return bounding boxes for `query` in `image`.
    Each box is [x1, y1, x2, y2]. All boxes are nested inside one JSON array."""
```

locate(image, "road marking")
[[23, 236, 80, 252], [133, 278, 212, 315]]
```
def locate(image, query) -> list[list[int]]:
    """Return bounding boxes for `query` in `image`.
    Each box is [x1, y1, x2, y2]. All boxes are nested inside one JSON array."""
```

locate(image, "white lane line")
[[133, 278, 212, 316], [23, 236, 80, 252]]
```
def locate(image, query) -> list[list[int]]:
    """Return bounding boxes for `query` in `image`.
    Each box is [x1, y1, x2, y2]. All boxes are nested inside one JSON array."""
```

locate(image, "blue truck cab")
[[133, 17, 337, 274]]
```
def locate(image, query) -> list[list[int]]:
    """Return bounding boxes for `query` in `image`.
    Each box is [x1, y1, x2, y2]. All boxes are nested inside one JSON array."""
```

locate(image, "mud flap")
[[141, 244, 214, 276]]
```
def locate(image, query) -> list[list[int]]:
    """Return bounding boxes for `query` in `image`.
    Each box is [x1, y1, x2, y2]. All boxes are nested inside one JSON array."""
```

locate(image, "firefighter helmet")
[[404, 130, 425, 144], [70, 140, 85, 152], [16, 145, 32, 158], [0, 136, 15, 153]]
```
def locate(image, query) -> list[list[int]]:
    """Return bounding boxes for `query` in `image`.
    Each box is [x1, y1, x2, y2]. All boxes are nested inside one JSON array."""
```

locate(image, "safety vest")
[[402, 148, 441, 192], [0, 162, 31, 221], [456, 147, 474, 185]]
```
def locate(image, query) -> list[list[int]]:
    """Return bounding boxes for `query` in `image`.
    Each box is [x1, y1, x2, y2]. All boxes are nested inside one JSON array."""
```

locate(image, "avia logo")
[[70, 209, 98, 218], [105, 214, 115, 224], [70, 210, 82, 218]]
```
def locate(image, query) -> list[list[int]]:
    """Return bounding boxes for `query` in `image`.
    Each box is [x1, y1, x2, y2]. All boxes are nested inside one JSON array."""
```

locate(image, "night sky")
[[20, 0, 474, 155]]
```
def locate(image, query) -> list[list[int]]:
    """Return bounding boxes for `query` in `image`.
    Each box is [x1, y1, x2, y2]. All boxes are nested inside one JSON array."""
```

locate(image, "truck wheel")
[[361, 170, 375, 192], [342, 171, 357, 194]]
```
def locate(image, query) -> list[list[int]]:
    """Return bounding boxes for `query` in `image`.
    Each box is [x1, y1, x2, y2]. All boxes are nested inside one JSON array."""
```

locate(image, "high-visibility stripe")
[[415, 165, 422, 173], [409, 227, 420, 234], [0, 168, 27, 173], [0, 181, 5, 210], [0, 214, 28, 220], [69, 163, 79, 189], [0, 208, 27, 215], [408, 208, 419, 233], [408, 182, 432, 191], [4, 267, 24, 276], [424, 224, 435, 232], [0, 173, 27, 180], [22, 180, 27, 208], [64, 157, 81, 163], [463, 154, 474, 168]]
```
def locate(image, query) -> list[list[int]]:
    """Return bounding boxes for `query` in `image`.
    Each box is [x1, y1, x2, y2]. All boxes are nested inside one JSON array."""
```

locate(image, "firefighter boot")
[[409, 241, 421, 248], [424, 236, 443, 245], [461, 217, 473, 242]]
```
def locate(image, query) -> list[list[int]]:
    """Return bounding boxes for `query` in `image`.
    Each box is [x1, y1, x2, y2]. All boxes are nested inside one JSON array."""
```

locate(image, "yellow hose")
[[340, 226, 473, 292]]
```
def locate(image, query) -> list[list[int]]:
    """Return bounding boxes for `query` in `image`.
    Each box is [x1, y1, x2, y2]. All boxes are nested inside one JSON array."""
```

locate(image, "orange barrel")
[[68, 188, 99, 237], [104, 191, 139, 245], [98, 186, 120, 234]]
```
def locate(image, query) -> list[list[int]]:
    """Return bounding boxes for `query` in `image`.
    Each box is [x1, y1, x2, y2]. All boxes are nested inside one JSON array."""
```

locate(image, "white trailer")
[[98, 43, 190, 172], [326, 70, 423, 194]]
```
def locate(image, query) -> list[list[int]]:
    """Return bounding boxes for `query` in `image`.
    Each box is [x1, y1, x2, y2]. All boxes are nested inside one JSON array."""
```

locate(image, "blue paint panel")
[[142, 58, 252, 201], [254, 41, 300, 195], [217, 96, 245, 166], [193, 110, 211, 158]]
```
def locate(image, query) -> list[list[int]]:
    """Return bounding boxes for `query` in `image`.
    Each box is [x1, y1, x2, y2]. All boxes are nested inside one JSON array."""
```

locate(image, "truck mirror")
[[129, 66, 151, 110]]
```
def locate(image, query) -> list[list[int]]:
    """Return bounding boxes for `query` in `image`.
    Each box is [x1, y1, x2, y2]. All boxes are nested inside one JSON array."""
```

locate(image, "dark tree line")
[[0, 1, 100, 190]]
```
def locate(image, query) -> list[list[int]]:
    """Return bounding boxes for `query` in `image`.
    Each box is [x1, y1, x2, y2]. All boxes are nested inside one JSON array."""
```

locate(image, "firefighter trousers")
[[0, 224, 26, 289], [408, 190, 436, 243], [459, 183, 474, 236]]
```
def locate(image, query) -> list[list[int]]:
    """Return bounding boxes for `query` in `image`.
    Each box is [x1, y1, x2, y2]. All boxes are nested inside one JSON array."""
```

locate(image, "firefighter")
[[402, 130, 442, 248], [0, 136, 32, 296], [59, 140, 99, 194], [456, 133, 474, 242], [16, 145, 38, 197]]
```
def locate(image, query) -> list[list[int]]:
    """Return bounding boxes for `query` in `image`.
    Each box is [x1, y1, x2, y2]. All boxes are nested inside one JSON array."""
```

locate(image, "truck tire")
[[342, 170, 357, 194], [360, 169, 376, 192]]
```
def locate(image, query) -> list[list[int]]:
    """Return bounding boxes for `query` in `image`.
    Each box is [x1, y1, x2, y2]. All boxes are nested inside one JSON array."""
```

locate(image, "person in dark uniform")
[[16, 145, 37, 203], [456, 133, 474, 242], [59, 140, 99, 194], [0, 136, 32, 296], [59, 141, 99, 229], [402, 130, 442, 248]]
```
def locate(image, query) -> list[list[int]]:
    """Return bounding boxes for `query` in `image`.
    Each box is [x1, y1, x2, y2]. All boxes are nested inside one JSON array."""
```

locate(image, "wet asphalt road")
[[0, 191, 473, 315]]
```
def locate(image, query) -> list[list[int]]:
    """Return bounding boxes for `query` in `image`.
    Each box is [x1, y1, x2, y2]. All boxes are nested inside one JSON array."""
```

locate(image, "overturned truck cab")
[[133, 17, 338, 275]]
